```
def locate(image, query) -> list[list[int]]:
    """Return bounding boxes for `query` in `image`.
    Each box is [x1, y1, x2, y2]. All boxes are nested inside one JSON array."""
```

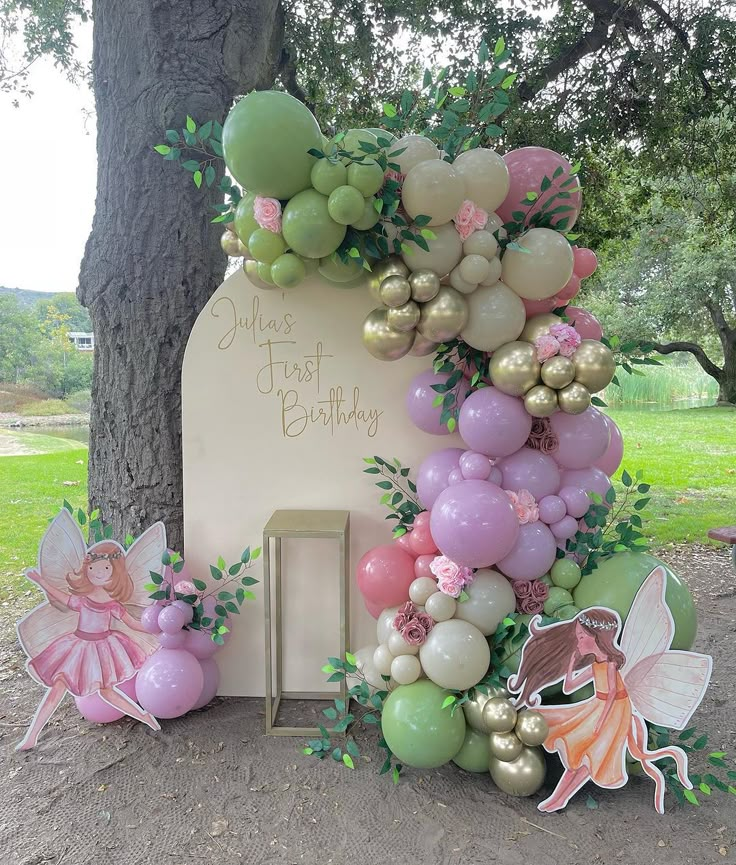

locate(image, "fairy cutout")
[[508, 566, 712, 814], [16, 508, 167, 750]]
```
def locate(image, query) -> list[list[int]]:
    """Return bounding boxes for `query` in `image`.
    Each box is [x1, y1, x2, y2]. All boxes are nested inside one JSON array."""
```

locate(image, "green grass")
[[0, 428, 85, 455], [19, 398, 74, 416], [607, 406, 736, 546]]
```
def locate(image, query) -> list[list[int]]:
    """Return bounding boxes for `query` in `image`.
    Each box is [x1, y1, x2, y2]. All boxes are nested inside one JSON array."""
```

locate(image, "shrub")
[[64, 389, 92, 412], [0, 384, 49, 412], [19, 399, 73, 417]]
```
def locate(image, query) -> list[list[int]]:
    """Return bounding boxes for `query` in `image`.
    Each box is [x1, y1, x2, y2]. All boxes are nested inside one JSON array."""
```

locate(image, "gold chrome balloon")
[[524, 385, 558, 418], [221, 230, 248, 257], [409, 332, 438, 357], [362, 308, 415, 361], [515, 710, 549, 747], [573, 339, 616, 393], [489, 745, 546, 797], [368, 256, 409, 302], [244, 258, 276, 290], [557, 381, 591, 414], [417, 287, 469, 343], [481, 696, 518, 734], [462, 685, 509, 734], [489, 341, 541, 397], [489, 731, 524, 763], [409, 269, 441, 303], [519, 313, 560, 345], [387, 300, 421, 333], [379, 274, 412, 308], [541, 355, 576, 389]]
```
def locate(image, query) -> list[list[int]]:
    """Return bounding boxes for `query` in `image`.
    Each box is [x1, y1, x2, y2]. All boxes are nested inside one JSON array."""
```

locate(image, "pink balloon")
[[356, 544, 416, 609], [522, 297, 557, 316], [365, 598, 385, 619], [75, 677, 138, 724], [459, 450, 493, 481], [448, 468, 464, 485], [549, 407, 611, 470], [416, 448, 465, 509], [157, 604, 188, 635], [497, 521, 557, 581], [407, 524, 438, 556], [498, 447, 561, 500], [561, 467, 612, 503], [489, 466, 503, 485], [192, 658, 220, 710], [459, 388, 533, 459], [184, 625, 220, 660], [414, 554, 435, 579], [413, 511, 431, 530], [550, 515, 579, 540], [171, 599, 194, 623], [556, 274, 581, 303], [140, 605, 161, 634], [159, 631, 186, 649], [566, 306, 603, 341], [595, 415, 624, 477], [406, 369, 466, 435], [558, 485, 591, 518], [430, 480, 519, 569], [573, 247, 598, 279], [136, 649, 204, 719], [498, 148, 582, 228], [538, 495, 566, 525]]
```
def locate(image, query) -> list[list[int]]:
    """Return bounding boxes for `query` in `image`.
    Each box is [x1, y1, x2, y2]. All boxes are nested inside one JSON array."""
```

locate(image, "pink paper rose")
[[519, 596, 545, 615], [550, 323, 582, 358], [454, 199, 488, 241], [402, 620, 429, 646], [530, 580, 549, 601], [430, 555, 474, 597], [253, 196, 282, 233], [535, 333, 560, 362], [505, 489, 540, 524], [512, 579, 533, 600]]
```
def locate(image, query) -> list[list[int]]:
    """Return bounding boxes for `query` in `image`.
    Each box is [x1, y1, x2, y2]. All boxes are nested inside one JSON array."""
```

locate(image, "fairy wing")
[[122, 521, 167, 608], [36, 508, 88, 595], [16, 602, 77, 669], [621, 566, 712, 729]]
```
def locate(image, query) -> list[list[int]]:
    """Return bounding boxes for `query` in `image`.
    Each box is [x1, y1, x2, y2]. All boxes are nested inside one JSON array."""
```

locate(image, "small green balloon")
[[222, 90, 322, 199], [351, 196, 381, 230], [318, 254, 363, 283], [248, 228, 286, 264], [327, 185, 366, 225], [452, 727, 491, 773], [298, 255, 320, 275], [233, 193, 258, 246], [553, 604, 580, 621], [544, 587, 574, 616], [271, 253, 306, 289], [365, 127, 397, 147], [340, 128, 378, 157], [551, 558, 582, 590], [381, 680, 466, 769], [256, 261, 275, 284], [347, 160, 385, 197], [573, 552, 697, 650], [282, 189, 346, 259], [311, 158, 348, 196]]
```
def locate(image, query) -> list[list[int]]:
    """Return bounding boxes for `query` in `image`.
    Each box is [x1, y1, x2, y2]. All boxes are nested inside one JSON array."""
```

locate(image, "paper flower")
[[535, 333, 560, 362], [393, 601, 434, 645], [454, 199, 488, 241], [429, 555, 474, 598], [505, 489, 540, 524], [550, 322, 582, 357], [519, 596, 545, 615], [512, 579, 548, 614], [526, 417, 559, 455], [253, 196, 282, 233]]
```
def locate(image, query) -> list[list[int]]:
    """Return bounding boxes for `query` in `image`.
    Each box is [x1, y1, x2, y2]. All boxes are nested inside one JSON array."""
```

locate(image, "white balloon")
[[449, 265, 479, 294], [452, 148, 510, 212], [425, 591, 457, 622], [388, 629, 419, 656], [391, 654, 422, 685], [376, 605, 400, 644], [460, 282, 526, 352], [409, 577, 438, 605], [373, 643, 394, 677], [479, 256, 503, 286], [390, 134, 439, 175], [501, 228, 574, 300], [459, 254, 491, 285], [420, 619, 491, 691], [463, 230, 498, 260], [346, 644, 381, 693], [454, 569, 517, 636]]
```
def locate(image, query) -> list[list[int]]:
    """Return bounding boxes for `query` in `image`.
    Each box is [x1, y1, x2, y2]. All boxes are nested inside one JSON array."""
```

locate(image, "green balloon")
[[282, 189, 346, 259], [318, 254, 363, 283], [351, 196, 381, 230], [223, 90, 322, 199], [271, 253, 306, 289], [311, 158, 348, 196], [452, 727, 491, 773], [347, 160, 385, 197], [553, 604, 580, 621], [256, 261, 275, 284], [233, 193, 258, 246], [544, 587, 574, 616], [297, 255, 320, 275], [551, 558, 582, 590], [381, 680, 466, 769], [573, 552, 697, 650], [365, 128, 397, 146], [340, 128, 378, 157], [327, 185, 365, 225], [248, 228, 286, 264]]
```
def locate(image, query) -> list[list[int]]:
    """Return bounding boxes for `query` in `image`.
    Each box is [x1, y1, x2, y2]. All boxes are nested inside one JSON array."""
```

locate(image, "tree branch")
[[277, 45, 315, 113], [652, 341, 723, 382]]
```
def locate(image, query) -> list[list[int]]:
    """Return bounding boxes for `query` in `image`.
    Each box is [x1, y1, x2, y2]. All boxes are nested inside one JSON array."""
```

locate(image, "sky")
[[0, 21, 95, 294]]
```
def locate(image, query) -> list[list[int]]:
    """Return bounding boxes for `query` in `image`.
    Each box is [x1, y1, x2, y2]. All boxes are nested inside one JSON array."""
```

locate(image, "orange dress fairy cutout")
[[508, 566, 712, 814]]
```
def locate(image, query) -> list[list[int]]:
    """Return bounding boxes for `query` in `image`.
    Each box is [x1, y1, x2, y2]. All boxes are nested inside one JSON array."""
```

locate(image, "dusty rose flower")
[[526, 417, 559, 455], [402, 620, 429, 646], [512, 579, 533, 600], [384, 168, 404, 186], [530, 580, 549, 601], [515, 489, 539, 524], [431, 555, 474, 597], [550, 322, 581, 358], [253, 196, 282, 233], [535, 333, 560, 362], [415, 611, 434, 633], [519, 596, 545, 615]]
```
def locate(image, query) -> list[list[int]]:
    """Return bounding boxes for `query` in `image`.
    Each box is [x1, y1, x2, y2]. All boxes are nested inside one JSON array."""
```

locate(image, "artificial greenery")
[[362, 455, 422, 537]]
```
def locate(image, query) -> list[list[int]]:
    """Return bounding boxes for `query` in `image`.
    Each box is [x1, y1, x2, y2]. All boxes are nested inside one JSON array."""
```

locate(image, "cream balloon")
[[409, 577, 438, 605], [462, 684, 509, 733], [479, 256, 502, 286], [390, 134, 439, 175], [424, 591, 457, 622], [402, 160, 466, 226], [520, 313, 561, 344], [453, 569, 516, 636], [409, 332, 438, 357], [419, 619, 491, 691], [387, 629, 419, 657], [452, 148, 510, 212], [417, 287, 469, 343], [489, 341, 542, 396], [373, 643, 394, 677], [463, 229, 498, 260], [486, 211, 506, 238], [401, 222, 462, 277], [346, 643, 385, 693], [376, 606, 401, 644], [449, 266, 478, 295], [459, 254, 491, 285], [501, 228, 574, 300], [460, 283, 526, 352], [362, 308, 415, 361], [390, 654, 422, 685]]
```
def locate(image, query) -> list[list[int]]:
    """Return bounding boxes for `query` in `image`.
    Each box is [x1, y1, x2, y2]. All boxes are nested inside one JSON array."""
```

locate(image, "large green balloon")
[[452, 727, 491, 773], [573, 552, 696, 650], [381, 680, 466, 769], [282, 189, 346, 259], [222, 91, 322, 199]]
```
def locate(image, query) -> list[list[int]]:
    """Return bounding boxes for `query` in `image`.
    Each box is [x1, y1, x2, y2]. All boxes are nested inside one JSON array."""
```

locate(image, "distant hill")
[[0, 287, 92, 331], [0, 286, 55, 308]]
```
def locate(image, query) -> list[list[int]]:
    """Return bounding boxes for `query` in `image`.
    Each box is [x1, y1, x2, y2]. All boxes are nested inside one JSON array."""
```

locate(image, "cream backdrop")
[[182, 268, 461, 696]]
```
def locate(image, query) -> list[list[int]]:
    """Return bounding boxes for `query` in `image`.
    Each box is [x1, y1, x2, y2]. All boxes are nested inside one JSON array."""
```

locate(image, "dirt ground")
[[1, 545, 734, 865]]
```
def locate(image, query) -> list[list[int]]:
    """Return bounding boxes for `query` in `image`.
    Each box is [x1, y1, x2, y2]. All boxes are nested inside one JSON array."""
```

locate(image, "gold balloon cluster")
[[489, 313, 617, 417], [221, 228, 249, 258], [362, 257, 469, 362], [462, 689, 548, 797]]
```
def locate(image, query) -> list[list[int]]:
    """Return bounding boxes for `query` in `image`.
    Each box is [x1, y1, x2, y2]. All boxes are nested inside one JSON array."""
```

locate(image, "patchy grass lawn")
[[607, 406, 736, 547]]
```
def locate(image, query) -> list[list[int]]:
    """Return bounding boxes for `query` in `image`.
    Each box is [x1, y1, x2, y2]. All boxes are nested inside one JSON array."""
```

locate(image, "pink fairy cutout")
[[507, 567, 712, 815], [15, 509, 167, 750], [454, 199, 488, 241], [253, 196, 282, 233]]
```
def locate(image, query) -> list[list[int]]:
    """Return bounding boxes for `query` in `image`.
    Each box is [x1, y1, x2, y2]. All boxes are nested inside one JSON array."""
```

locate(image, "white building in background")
[[68, 331, 94, 351]]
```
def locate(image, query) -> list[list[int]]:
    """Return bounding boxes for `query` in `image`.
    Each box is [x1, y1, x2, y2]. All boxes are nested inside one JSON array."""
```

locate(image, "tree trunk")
[[78, 0, 283, 548], [718, 339, 736, 405]]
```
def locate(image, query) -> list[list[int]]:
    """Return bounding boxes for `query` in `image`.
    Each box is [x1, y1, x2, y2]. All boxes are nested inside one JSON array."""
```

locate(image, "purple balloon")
[[498, 447, 561, 501], [157, 604, 188, 635], [448, 468, 464, 485], [406, 369, 466, 435], [538, 495, 566, 525], [193, 658, 220, 710], [561, 467, 612, 503], [559, 485, 590, 518], [136, 648, 204, 719], [489, 466, 503, 485], [496, 521, 557, 581], [171, 600, 194, 623], [416, 447, 465, 509], [458, 388, 533, 458], [140, 605, 161, 635], [459, 450, 493, 481], [159, 630, 187, 649], [184, 626, 220, 660], [430, 479, 519, 568], [595, 415, 624, 477], [550, 408, 610, 470], [75, 677, 138, 724], [549, 515, 579, 540]]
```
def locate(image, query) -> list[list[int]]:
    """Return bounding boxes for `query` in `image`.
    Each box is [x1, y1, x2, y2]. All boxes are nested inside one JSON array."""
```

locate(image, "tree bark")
[[652, 338, 736, 405], [78, 0, 284, 548]]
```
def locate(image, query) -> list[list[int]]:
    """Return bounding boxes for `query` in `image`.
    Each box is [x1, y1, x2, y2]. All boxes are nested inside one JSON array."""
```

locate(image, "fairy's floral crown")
[[578, 612, 616, 631], [87, 550, 123, 563]]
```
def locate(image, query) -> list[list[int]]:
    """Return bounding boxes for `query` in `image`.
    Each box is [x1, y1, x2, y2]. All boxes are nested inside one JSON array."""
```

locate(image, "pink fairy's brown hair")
[[67, 542, 133, 602]]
